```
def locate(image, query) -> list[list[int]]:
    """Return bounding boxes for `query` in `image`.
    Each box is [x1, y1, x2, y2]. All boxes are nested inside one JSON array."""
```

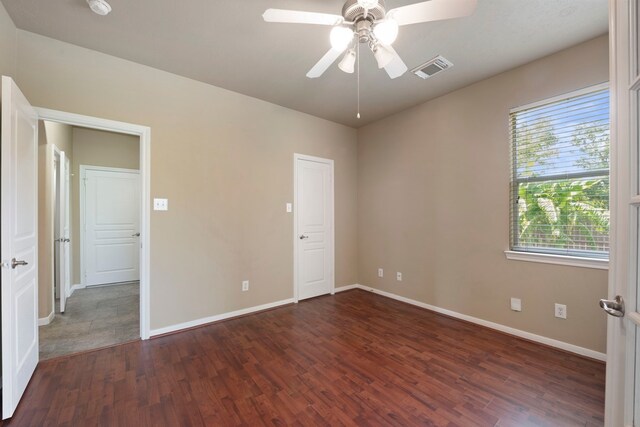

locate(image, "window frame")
[[507, 82, 610, 269]]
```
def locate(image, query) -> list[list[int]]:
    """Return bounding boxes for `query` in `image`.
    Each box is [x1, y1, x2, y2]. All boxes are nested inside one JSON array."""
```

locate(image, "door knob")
[[599, 295, 625, 318], [11, 258, 28, 269], [299, 234, 309, 240], [64, 238, 70, 243], [132, 233, 140, 237]]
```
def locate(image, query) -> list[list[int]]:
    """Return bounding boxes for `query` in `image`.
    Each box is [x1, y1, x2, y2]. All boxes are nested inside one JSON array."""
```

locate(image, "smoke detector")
[[412, 55, 453, 80], [87, 0, 112, 16]]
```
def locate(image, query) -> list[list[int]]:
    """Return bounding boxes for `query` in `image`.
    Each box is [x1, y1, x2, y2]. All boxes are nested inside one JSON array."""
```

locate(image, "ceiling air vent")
[[412, 55, 453, 80]]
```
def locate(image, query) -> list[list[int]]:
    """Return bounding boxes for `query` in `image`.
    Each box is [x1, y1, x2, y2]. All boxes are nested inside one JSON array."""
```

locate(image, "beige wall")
[[37, 121, 73, 317], [0, 2, 16, 78], [5, 5, 607, 353], [357, 35, 609, 353], [71, 127, 140, 284], [15, 30, 359, 331]]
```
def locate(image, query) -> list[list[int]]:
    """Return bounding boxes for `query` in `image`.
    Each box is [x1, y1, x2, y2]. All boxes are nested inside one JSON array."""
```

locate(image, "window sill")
[[504, 250, 609, 270]]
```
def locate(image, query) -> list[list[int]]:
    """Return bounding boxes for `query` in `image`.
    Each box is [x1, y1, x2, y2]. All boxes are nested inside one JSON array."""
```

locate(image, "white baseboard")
[[334, 284, 361, 293], [69, 283, 85, 296], [150, 283, 605, 361], [150, 298, 296, 337], [38, 310, 55, 326], [343, 284, 606, 362]]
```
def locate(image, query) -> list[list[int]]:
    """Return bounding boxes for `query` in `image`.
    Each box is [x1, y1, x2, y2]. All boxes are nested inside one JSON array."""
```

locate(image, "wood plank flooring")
[[2, 289, 605, 426]]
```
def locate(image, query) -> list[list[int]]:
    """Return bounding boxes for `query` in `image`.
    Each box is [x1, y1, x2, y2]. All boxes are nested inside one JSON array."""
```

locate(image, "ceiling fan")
[[263, 0, 477, 79]]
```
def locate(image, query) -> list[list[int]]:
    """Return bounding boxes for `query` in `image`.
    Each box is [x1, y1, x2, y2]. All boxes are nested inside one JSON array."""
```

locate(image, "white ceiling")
[[2, 0, 608, 127]]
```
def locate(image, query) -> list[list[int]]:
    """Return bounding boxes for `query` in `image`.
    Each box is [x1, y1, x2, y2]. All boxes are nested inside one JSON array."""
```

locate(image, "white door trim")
[[293, 153, 335, 303], [79, 165, 140, 288], [34, 107, 151, 340]]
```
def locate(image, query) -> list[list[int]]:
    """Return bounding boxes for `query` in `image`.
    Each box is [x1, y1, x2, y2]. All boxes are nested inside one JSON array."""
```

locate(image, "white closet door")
[[82, 167, 140, 286], [295, 155, 334, 301]]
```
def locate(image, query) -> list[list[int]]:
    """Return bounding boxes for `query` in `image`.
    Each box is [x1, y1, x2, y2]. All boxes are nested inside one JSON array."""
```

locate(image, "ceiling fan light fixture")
[[373, 19, 399, 45], [330, 26, 354, 52], [87, 0, 112, 15], [373, 44, 394, 68], [357, 0, 379, 10], [338, 49, 357, 73]]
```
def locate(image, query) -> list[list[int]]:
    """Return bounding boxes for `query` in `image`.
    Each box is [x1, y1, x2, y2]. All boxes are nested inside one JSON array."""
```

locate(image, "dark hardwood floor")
[[3, 289, 605, 426]]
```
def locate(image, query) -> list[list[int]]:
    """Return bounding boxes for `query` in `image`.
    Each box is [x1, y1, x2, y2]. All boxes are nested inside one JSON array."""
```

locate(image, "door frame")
[[35, 107, 151, 340], [79, 165, 140, 288], [293, 153, 335, 303]]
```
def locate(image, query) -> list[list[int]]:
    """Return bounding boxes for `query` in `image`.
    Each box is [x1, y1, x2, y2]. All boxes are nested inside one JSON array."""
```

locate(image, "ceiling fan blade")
[[383, 46, 408, 79], [387, 0, 477, 26], [307, 49, 343, 78], [263, 9, 343, 26]]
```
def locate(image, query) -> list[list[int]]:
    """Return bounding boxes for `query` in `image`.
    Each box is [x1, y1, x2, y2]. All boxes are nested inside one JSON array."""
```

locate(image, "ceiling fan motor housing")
[[342, 0, 386, 22]]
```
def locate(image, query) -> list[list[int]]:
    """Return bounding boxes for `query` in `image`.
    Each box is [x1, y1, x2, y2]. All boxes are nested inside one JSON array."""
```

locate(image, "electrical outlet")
[[242, 280, 249, 292], [510, 297, 522, 312], [555, 303, 567, 319], [153, 198, 168, 211], [378, 268, 383, 278], [286, 203, 292, 213], [396, 272, 402, 281]]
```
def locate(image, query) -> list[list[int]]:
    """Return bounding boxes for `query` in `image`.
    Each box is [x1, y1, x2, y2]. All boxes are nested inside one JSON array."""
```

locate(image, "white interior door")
[[82, 167, 140, 286], [63, 156, 71, 299], [57, 151, 69, 312], [606, 1, 640, 425], [1, 76, 39, 420], [294, 155, 334, 301]]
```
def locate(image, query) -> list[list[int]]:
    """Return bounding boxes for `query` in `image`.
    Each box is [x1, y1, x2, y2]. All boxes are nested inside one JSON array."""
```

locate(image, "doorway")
[[293, 154, 335, 301], [35, 108, 151, 343], [38, 122, 143, 360]]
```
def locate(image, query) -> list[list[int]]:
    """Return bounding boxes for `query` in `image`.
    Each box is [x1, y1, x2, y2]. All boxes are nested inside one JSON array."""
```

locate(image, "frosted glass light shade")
[[338, 49, 356, 73], [374, 19, 399, 45], [330, 26, 354, 52], [374, 44, 394, 68], [357, 0, 379, 9]]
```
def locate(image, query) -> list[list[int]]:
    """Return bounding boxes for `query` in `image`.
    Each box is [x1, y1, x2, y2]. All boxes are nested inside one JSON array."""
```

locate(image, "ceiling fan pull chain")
[[357, 41, 361, 119]]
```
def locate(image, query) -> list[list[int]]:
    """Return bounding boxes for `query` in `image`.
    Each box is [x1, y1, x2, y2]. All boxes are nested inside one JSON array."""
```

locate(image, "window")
[[510, 84, 610, 260]]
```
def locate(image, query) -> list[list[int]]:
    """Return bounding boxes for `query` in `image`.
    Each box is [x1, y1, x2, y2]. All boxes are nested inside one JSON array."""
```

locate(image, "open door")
[[1, 76, 39, 419], [57, 151, 70, 313], [63, 155, 71, 305], [605, 1, 640, 425]]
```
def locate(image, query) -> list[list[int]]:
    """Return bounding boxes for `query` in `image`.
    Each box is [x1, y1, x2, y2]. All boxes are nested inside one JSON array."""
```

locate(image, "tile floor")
[[39, 282, 140, 360]]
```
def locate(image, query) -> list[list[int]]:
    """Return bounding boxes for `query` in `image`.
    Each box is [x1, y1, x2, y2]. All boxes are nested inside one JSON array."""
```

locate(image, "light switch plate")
[[286, 203, 292, 213], [154, 198, 168, 211]]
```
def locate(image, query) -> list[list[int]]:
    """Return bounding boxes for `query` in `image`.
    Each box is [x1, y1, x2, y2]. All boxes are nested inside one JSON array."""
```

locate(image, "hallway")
[[39, 282, 140, 360]]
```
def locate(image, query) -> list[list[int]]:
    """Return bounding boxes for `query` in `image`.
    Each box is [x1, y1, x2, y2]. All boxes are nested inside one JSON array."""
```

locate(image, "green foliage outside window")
[[512, 89, 609, 256]]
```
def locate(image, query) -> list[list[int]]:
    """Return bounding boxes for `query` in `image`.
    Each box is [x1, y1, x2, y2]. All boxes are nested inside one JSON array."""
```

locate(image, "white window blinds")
[[510, 85, 610, 258]]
